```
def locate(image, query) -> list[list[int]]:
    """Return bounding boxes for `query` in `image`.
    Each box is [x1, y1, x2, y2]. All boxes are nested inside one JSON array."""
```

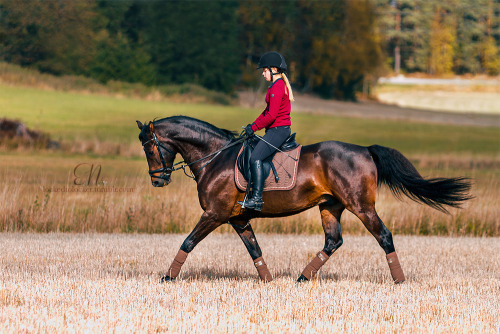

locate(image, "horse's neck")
[[173, 134, 227, 164], [157, 121, 230, 175]]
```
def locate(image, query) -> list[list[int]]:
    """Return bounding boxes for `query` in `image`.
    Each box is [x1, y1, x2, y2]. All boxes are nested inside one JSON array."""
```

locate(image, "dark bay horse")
[[136, 116, 471, 283]]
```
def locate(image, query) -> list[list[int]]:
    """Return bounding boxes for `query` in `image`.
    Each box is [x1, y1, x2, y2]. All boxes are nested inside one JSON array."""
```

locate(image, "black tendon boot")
[[243, 160, 264, 211]]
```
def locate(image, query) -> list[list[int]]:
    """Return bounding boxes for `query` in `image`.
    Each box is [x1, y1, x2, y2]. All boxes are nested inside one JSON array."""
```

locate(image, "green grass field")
[[1, 83, 499, 235], [1, 84, 499, 155]]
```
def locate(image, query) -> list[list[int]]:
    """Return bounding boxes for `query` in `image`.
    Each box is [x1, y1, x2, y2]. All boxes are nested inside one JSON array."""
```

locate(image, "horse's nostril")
[[152, 179, 165, 187]]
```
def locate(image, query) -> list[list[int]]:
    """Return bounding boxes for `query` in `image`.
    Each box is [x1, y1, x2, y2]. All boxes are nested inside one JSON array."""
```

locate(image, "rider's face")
[[262, 68, 272, 82]]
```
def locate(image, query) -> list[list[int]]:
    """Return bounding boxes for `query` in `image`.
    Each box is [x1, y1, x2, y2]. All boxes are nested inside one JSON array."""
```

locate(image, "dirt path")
[[239, 91, 500, 127]]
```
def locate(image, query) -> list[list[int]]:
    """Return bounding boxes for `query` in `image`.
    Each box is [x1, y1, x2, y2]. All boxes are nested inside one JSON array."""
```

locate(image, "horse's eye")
[[148, 151, 154, 156]]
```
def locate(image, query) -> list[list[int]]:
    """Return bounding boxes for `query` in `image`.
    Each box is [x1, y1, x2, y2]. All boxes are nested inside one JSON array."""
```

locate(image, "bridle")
[[142, 130, 246, 181], [142, 132, 177, 181]]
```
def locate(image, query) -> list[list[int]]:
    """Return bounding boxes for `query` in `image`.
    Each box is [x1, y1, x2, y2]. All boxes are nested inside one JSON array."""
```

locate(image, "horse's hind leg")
[[352, 206, 405, 283], [297, 202, 344, 282], [231, 220, 272, 282]]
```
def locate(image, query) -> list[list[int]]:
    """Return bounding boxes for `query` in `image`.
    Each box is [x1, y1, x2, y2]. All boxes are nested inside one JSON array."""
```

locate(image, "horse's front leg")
[[161, 212, 224, 282], [231, 220, 272, 282], [297, 203, 345, 282]]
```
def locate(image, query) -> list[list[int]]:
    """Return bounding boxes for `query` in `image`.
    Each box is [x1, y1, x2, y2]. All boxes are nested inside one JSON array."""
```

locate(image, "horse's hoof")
[[161, 275, 175, 283], [296, 274, 309, 282]]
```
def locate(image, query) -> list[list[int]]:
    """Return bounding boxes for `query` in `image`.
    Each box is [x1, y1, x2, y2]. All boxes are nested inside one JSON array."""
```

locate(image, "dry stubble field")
[[1, 233, 499, 333]]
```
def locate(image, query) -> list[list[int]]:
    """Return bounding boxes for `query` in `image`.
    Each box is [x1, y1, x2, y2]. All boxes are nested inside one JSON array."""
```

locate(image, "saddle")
[[235, 133, 301, 192]]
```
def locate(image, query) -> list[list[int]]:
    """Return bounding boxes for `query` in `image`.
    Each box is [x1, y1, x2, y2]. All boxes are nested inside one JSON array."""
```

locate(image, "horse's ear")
[[149, 122, 154, 132], [136, 120, 143, 130]]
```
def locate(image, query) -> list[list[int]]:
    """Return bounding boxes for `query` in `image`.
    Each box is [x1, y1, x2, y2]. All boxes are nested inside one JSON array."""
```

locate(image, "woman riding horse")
[[241, 51, 295, 211], [137, 115, 471, 284]]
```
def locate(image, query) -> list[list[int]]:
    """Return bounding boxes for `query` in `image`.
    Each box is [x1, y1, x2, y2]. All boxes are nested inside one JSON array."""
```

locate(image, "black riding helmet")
[[257, 52, 287, 81], [257, 51, 287, 71]]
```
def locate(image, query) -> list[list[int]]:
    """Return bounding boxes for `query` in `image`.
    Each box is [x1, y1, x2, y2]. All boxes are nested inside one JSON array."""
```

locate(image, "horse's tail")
[[367, 145, 472, 213]]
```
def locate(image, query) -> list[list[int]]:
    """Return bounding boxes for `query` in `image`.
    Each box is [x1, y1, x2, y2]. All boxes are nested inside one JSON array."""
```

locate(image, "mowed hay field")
[[374, 82, 500, 114], [0, 233, 499, 332]]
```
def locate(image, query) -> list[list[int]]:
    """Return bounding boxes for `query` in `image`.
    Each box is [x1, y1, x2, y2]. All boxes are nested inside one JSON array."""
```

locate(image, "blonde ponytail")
[[281, 73, 295, 102]]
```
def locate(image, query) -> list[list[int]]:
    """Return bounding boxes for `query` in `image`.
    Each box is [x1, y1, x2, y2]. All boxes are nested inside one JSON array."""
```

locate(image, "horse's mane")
[[153, 116, 239, 141]]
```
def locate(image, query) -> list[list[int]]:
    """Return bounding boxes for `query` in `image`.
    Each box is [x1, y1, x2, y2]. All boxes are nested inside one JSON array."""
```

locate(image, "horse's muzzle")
[[151, 175, 171, 187], [152, 179, 164, 187]]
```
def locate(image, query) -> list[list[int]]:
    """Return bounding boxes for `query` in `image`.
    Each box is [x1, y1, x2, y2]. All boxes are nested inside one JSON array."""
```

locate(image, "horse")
[[136, 116, 471, 284]]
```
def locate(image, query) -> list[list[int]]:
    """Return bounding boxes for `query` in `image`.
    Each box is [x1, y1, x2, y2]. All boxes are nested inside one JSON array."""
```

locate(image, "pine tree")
[[429, 6, 456, 75], [91, 1, 155, 85]]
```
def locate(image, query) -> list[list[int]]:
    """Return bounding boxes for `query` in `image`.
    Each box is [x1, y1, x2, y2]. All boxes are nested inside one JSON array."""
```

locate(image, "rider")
[[242, 51, 295, 211]]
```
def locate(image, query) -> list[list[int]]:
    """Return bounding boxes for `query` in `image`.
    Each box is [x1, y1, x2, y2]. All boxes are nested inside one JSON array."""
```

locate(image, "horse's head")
[[137, 120, 176, 187]]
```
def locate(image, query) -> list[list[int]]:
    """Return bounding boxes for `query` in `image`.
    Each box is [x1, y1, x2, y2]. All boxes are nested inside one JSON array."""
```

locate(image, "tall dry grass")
[[0, 153, 498, 236], [0, 233, 498, 332]]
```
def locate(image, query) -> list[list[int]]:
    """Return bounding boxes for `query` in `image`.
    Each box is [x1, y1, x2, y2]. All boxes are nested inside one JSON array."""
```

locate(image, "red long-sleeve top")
[[251, 79, 291, 132]]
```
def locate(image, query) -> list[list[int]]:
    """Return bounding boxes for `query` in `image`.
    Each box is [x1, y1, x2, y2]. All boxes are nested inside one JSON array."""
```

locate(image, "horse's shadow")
[[106, 265, 391, 284], [168, 267, 389, 284], [179, 267, 257, 281]]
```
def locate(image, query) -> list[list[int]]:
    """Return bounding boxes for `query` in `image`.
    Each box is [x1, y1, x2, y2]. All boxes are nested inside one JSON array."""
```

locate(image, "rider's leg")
[[244, 126, 290, 211], [243, 160, 265, 210]]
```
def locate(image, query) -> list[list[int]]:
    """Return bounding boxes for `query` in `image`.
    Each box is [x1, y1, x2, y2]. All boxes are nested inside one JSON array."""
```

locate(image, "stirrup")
[[243, 198, 263, 211], [237, 198, 263, 211], [239, 180, 255, 209], [238, 188, 251, 209]]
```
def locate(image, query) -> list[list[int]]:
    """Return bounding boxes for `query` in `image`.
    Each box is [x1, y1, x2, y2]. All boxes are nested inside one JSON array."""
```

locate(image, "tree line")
[[377, 0, 500, 76], [0, 0, 498, 100]]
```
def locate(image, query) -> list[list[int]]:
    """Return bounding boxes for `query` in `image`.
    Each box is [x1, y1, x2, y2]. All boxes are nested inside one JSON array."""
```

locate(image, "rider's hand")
[[245, 124, 254, 136]]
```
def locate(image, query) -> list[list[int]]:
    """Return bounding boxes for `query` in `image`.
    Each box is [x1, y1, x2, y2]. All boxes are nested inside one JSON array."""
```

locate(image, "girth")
[[237, 133, 299, 183]]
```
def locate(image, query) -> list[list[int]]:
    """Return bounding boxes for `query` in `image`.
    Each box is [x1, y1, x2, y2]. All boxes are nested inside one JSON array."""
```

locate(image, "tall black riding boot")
[[244, 160, 264, 211]]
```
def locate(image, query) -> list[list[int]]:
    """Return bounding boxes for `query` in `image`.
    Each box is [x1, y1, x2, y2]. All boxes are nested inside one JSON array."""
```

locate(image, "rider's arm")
[[252, 81, 285, 131]]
